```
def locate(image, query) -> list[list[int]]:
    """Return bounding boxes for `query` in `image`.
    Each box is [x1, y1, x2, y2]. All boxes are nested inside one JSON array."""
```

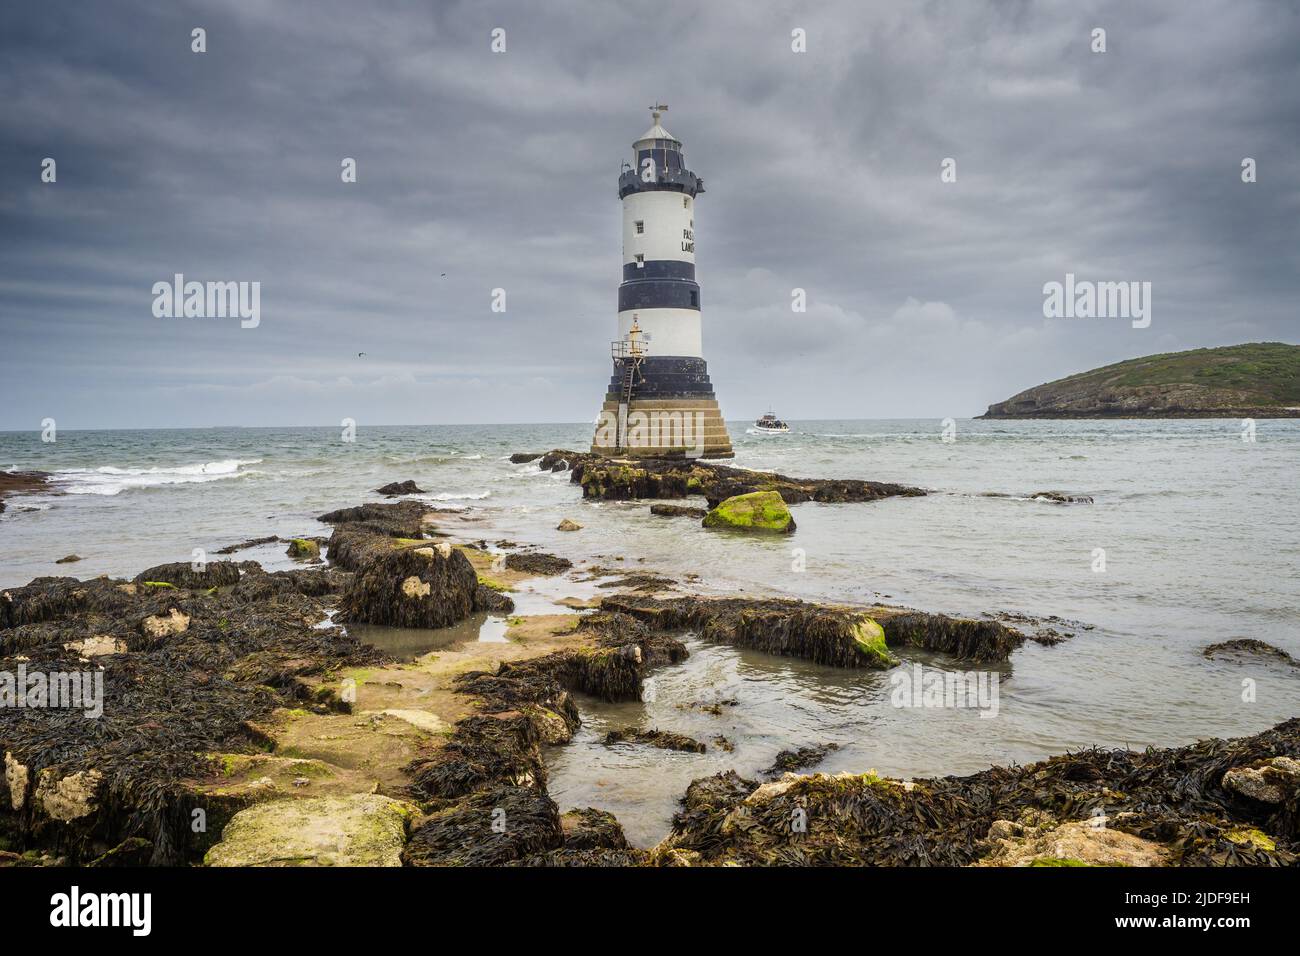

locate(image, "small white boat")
[[752, 412, 790, 434]]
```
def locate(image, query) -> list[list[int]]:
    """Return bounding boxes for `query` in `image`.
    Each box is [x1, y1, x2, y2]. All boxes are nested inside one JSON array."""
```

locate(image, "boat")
[[752, 412, 790, 434]]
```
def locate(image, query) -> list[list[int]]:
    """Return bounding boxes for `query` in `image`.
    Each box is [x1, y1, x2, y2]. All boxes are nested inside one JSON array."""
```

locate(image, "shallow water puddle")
[[543, 633, 1038, 848], [347, 612, 509, 659]]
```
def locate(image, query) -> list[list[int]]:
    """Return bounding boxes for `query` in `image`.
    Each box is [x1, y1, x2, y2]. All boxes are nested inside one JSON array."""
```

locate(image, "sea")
[[2, 419, 1297, 845]]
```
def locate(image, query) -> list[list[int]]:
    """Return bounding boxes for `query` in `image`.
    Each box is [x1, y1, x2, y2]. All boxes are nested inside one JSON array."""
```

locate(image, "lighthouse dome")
[[634, 105, 682, 152], [634, 120, 679, 149]]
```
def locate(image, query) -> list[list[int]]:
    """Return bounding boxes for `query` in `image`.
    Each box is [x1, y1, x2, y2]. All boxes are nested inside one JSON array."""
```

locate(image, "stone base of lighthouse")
[[590, 357, 734, 459]]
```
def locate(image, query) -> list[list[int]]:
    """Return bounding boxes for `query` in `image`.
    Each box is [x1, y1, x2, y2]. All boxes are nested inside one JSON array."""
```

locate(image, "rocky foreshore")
[[2, 489, 1296, 868], [0, 471, 50, 515], [516, 449, 928, 507]]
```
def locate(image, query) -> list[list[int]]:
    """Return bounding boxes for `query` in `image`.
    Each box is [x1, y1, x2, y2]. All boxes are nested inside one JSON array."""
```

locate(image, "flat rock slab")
[[204, 793, 417, 867]]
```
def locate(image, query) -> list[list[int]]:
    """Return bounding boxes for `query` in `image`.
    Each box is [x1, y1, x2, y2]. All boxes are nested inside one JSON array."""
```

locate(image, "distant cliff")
[[980, 343, 1300, 419]]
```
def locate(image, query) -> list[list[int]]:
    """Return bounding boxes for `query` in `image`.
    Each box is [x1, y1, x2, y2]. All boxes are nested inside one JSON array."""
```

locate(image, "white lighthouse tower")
[[590, 105, 733, 459]]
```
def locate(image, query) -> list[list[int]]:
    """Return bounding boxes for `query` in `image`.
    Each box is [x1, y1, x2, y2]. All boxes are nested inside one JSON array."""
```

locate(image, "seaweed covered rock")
[[474, 585, 516, 614], [317, 500, 430, 539], [524, 448, 926, 507], [513, 807, 646, 867], [284, 538, 320, 560], [0, 558, 387, 865], [656, 718, 1300, 866], [375, 480, 425, 496], [1, 576, 148, 631], [650, 504, 707, 519], [231, 567, 349, 603], [504, 551, 573, 576], [599, 595, 903, 669], [879, 612, 1024, 664], [214, 535, 280, 554], [337, 542, 478, 629], [703, 491, 795, 534], [558, 807, 629, 852], [604, 728, 707, 753], [579, 462, 696, 501], [403, 785, 562, 866], [409, 712, 550, 799], [1203, 639, 1299, 669], [762, 743, 841, 778], [134, 560, 249, 590], [204, 793, 418, 867], [575, 611, 688, 667]]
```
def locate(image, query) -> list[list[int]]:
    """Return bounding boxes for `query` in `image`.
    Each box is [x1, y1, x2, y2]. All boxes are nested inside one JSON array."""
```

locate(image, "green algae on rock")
[[702, 491, 795, 534], [204, 793, 418, 866], [285, 538, 320, 560], [851, 616, 898, 668]]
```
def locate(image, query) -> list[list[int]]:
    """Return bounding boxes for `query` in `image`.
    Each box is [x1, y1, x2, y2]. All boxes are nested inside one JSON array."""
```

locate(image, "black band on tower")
[[622, 260, 696, 282], [607, 356, 718, 399], [618, 278, 700, 312]]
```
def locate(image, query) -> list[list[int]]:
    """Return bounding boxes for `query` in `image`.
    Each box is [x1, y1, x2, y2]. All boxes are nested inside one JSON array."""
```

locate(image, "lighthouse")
[[590, 105, 733, 459]]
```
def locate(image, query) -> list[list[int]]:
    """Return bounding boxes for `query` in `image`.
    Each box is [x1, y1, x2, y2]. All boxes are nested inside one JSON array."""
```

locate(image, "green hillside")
[[982, 343, 1300, 418]]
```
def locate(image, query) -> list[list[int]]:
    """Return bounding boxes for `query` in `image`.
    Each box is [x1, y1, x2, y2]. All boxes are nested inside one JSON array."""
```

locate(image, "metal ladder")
[[620, 360, 638, 406]]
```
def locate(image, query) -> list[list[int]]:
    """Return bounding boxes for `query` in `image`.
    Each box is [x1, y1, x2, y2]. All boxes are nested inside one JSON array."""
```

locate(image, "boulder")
[[702, 491, 795, 534], [650, 504, 707, 518], [134, 560, 246, 589], [1222, 756, 1300, 804], [977, 819, 1171, 867], [403, 785, 562, 866], [316, 501, 429, 539], [285, 538, 321, 560], [851, 616, 899, 668], [54, 554, 82, 564], [556, 519, 583, 532], [338, 541, 478, 629], [204, 793, 417, 867], [504, 552, 573, 576], [34, 768, 103, 822], [375, 480, 425, 496]]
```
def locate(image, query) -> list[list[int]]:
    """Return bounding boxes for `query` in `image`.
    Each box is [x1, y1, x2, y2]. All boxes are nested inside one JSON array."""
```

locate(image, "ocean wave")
[[53, 459, 262, 496], [421, 490, 491, 501]]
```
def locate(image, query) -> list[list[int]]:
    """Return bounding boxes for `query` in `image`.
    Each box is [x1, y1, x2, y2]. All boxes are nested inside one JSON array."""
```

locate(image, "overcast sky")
[[2, 0, 1297, 429]]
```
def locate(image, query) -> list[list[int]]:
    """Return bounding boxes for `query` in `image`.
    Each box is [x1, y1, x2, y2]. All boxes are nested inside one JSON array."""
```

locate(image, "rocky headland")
[[980, 342, 1300, 419]]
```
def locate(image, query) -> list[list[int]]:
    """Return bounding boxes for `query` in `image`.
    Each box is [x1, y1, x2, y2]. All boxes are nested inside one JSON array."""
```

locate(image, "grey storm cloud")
[[1, 0, 1297, 428]]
